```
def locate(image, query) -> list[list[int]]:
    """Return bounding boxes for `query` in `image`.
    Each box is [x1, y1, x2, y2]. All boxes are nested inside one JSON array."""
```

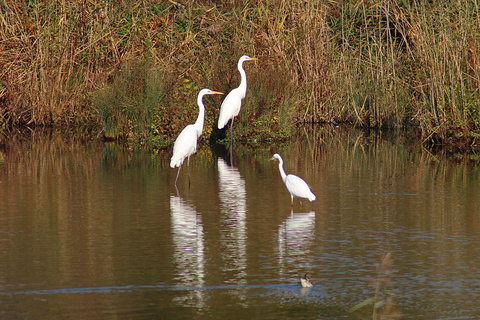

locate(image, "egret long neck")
[[194, 94, 206, 137], [237, 60, 247, 99], [277, 158, 287, 182]]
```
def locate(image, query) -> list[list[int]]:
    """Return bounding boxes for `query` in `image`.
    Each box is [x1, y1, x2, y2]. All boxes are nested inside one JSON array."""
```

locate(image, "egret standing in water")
[[171, 89, 223, 186], [270, 153, 316, 206], [218, 55, 258, 142]]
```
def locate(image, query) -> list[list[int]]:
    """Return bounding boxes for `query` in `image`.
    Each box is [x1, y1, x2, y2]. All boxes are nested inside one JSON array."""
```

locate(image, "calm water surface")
[[1, 127, 480, 319]]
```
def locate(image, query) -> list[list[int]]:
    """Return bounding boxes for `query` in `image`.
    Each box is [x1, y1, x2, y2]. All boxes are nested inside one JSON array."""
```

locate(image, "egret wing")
[[285, 174, 316, 201], [218, 88, 242, 129], [170, 125, 198, 168]]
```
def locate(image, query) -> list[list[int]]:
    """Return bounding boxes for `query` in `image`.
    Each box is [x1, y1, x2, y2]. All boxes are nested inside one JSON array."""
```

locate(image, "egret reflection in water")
[[170, 194, 205, 307], [278, 211, 316, 278], [217, 157, 247, 289]]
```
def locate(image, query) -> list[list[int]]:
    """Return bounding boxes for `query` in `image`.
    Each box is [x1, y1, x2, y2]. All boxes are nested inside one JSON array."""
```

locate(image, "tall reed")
[[0, 0, 153, 125], [1, 0, 479, 145], [326, 0, 480, 141], [407, 0, 480, 140]]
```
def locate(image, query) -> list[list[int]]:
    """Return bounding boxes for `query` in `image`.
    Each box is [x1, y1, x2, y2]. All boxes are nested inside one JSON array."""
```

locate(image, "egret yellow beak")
[[211, 91, 224, 95], [248, 57, 259, 61]]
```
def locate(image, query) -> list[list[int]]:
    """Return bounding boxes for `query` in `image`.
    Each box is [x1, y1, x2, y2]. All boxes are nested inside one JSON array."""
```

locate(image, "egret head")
[[269, 153, 282, 161], [239, 55, 258, 64], [199, 88, 224, 96]]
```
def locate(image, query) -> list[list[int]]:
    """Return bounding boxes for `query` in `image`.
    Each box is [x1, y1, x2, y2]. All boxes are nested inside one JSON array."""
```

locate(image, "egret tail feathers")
[[170, 156, 183, 168]]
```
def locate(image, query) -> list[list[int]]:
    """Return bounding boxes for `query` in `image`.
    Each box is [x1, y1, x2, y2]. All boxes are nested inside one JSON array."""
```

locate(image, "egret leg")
[[230, 117, 234, 144], [229, 118, 234, 164], [187, 156, 191, 188], [291, 195, 294, 207], [175, 164, 182, 186]]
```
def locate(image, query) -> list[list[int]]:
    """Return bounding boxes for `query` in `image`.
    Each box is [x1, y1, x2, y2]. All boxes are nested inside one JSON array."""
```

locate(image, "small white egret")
[[218, 55, 258, 141], [300, 274, 313, 288], [171, 88, 223, 185], [270, 153, 316, 206]]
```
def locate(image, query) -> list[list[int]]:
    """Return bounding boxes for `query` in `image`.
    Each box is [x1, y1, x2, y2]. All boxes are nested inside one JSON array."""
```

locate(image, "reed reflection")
[[170, 193, 205, 307], [278, 211, 316, 276], [217, 157, 247, 286]]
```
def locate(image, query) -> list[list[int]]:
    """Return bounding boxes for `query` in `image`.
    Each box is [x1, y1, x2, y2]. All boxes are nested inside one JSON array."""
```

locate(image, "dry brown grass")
[[1, 0, 479, 145]]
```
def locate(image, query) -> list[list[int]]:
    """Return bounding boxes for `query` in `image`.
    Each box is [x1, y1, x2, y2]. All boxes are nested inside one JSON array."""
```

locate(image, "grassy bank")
[[1, 0, 479, 148]]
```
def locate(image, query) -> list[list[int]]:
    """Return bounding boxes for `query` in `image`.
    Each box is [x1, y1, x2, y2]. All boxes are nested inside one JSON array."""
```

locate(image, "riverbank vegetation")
[[1, 0, 479, 150]]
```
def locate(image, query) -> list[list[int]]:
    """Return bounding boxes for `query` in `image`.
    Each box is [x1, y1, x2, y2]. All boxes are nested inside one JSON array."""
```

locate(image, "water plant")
[[349, 252, 399, 319]]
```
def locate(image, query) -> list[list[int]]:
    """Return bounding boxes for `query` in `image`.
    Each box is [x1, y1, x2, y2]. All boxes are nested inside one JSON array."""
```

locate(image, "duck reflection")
[[217, 157, 247, 286], [170, 193, 205, 307], [278, 211, 316, 276]]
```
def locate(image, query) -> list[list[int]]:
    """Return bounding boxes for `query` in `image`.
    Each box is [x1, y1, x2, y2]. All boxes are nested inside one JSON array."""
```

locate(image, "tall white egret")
[[270, 153, 316, 206], [218, 55, 258, 141], [171, 88, 223, 185]]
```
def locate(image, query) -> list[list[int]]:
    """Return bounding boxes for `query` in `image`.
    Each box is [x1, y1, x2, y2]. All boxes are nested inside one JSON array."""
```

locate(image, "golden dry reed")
[[1, 0, 479, 144]]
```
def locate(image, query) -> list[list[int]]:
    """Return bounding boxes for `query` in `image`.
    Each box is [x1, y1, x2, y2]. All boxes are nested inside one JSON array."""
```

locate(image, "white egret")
[[218, 55, 258, 141], [300, 274, 313, 288], [170, 88, 223, 185], [270, 153, 316, 206]]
